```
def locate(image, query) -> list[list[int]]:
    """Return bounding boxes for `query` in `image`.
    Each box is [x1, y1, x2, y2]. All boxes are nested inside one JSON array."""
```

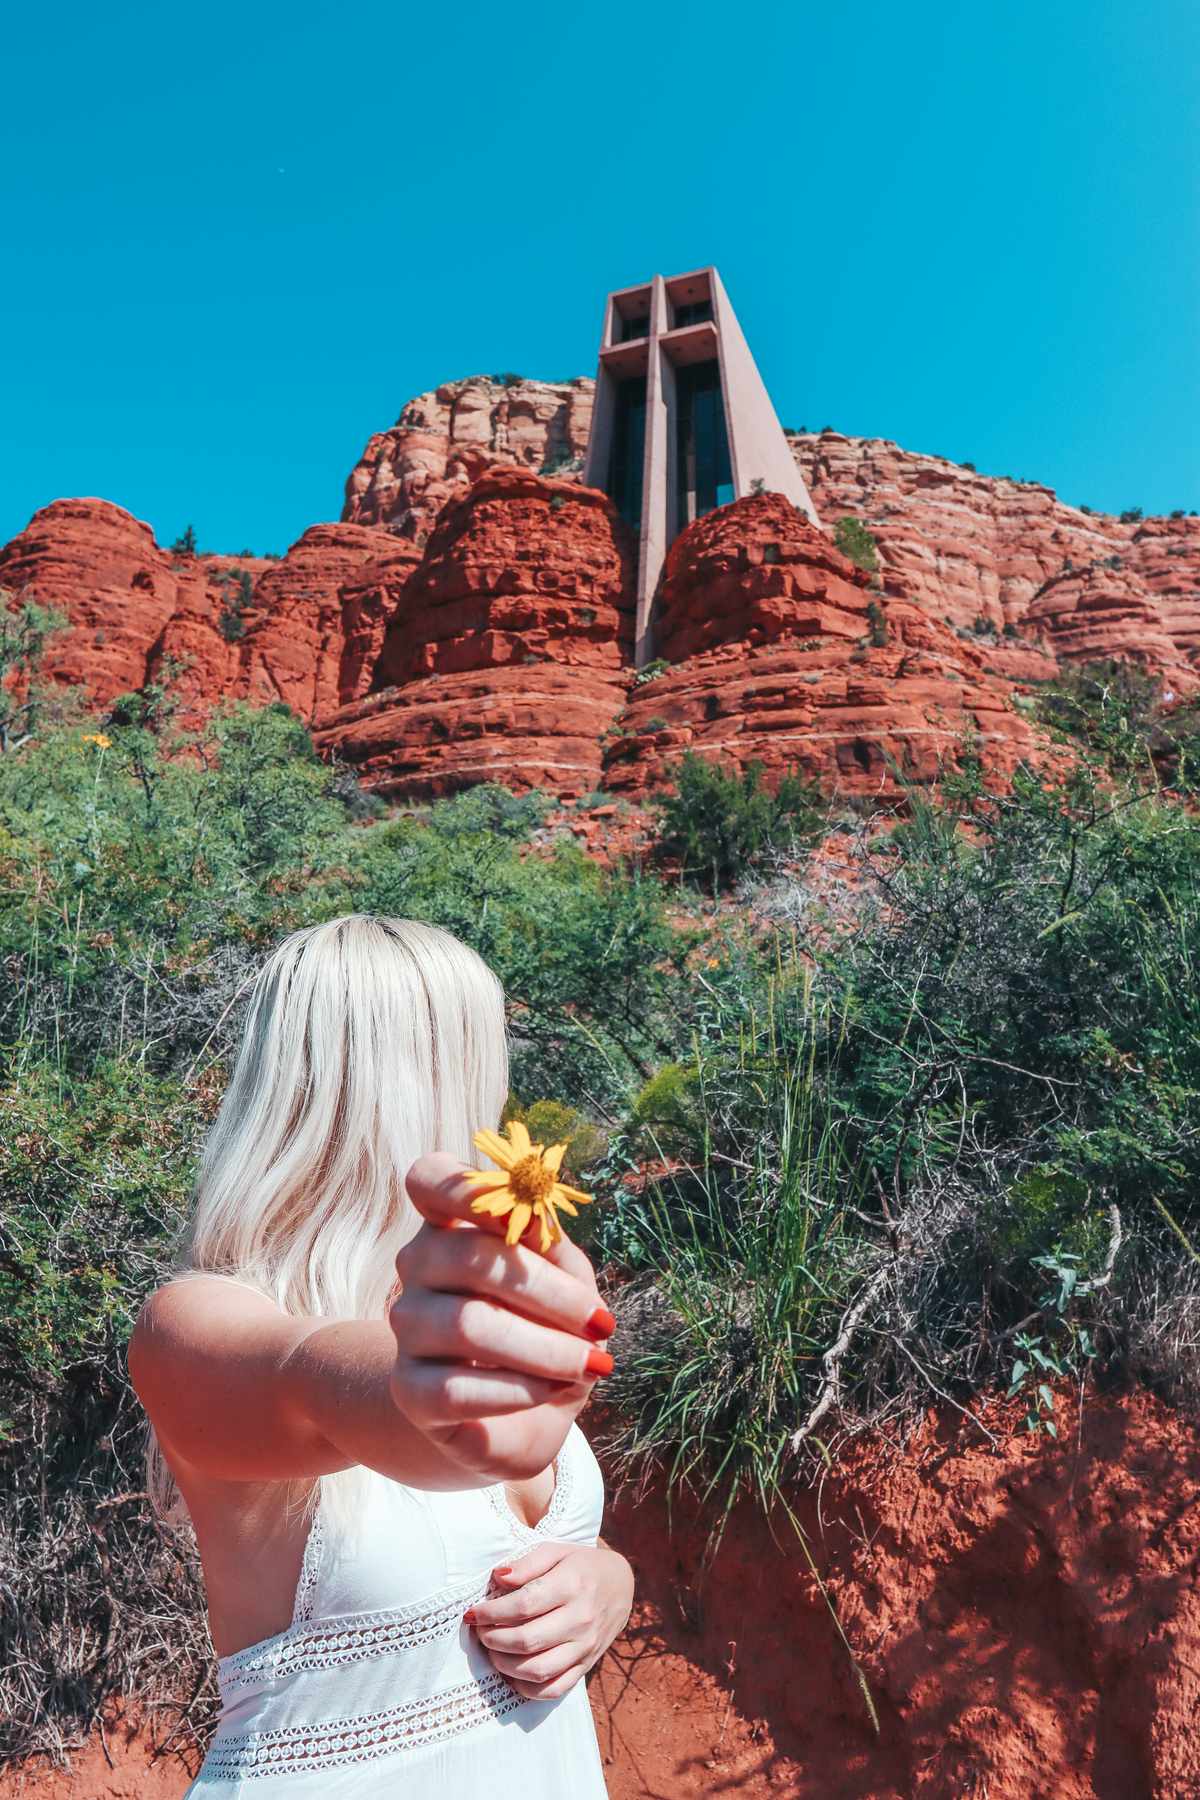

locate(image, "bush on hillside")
[[1032, 659, 1200, 791], [833, 515, 879, 575], [0, 1061, 214, 1761], [650, 753, 824, 893], [602, 751, 1200, 1511]]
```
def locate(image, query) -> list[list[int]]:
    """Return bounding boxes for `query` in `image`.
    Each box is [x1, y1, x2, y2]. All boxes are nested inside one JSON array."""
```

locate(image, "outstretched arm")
[[130, 1154, 613, 1493]]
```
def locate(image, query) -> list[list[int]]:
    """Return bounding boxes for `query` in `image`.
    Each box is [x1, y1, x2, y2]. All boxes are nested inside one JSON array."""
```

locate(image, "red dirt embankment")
[[5, 1387, 1199, 1799]]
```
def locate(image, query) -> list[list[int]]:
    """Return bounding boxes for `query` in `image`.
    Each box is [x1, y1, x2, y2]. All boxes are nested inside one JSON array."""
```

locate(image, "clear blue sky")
[[3, 0, 1197, 555]]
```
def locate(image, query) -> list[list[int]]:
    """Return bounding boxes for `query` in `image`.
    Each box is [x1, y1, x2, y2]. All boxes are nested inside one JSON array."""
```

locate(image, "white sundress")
[[185, 1422, 609, 1798]]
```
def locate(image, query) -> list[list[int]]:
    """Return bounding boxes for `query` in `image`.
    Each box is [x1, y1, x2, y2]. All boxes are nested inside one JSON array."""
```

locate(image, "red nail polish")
[[492, 1565, 512, 1579], [585, 1346, 614, 1377], [585, 1305, 616, 1341], [463, 1609, 477, 1625]]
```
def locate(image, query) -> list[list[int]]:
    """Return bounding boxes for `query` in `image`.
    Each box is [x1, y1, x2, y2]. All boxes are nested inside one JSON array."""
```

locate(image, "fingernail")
[[492, 1565, 512, 1579], [585, 1305, 616, 1341], [463, 1609, 477, 1626], [586, 1347, 615, 1377]]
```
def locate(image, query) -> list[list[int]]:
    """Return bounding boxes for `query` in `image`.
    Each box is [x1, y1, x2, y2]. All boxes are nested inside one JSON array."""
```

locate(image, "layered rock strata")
[[316, 470, 635, 799], [5, 409, 1198, 800], [792, 430, 1200, 683], [0, 500, 400, 727], [603, 493, 1041, 798], [342, 377, 594, 542]]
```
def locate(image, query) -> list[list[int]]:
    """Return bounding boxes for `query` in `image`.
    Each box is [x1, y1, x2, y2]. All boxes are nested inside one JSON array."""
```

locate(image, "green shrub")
[[0, 597, 73, 752], [501, 1097, 607, 1198], [834, 516, 879, 575], [0, 1058, 214, 1759], [1032, 660, 1200, 790], [650, 753, 824, 893]]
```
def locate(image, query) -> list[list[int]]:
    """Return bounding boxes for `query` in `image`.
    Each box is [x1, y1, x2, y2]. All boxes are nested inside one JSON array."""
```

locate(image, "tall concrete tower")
[[582, 266, 819, 665]]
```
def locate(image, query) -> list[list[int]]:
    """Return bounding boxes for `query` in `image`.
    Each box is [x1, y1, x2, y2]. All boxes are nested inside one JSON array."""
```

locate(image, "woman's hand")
[[467, 1540, 634, 1700], [389, 1154, 615, 1484]]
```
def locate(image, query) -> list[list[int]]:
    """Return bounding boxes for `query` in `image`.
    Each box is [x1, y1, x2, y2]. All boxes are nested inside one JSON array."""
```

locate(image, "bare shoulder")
[[129, 1275, 339, 1482], [130, 1275, 283, 1391]]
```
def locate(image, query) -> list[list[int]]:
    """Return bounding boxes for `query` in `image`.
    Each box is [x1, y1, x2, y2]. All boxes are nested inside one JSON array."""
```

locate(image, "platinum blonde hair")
[[149, 914, 507, 1523]]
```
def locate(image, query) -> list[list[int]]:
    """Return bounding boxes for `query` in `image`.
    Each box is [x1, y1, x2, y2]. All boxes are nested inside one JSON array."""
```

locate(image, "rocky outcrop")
[[335, 542, 425, 706], [316, 470, 635, 800], [0, 501, 400, 728], [5, 410, 1198, 802], [605, 493, 1041, 798], [792, 430, 1200, 677], [341, 377, 594, 542], [0, 499, 259, 709], [236, 522, 400, 725]]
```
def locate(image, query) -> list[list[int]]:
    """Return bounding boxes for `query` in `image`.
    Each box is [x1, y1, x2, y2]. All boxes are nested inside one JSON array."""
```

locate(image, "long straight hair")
[[149, 914, 507, 1522]]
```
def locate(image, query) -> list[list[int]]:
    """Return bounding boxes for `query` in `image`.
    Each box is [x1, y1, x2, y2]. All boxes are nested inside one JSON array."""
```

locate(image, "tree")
[[0, 594, 70, 752], [171, 525, 198, 556]]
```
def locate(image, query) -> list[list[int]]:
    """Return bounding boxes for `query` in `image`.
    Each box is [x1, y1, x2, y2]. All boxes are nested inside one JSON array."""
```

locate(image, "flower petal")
[[549, 1185, 579, 1216], [505, 1202, 533, 1246], [542, 1143, 567, 1175], [471, 1191, 516, 1217], [474, 1128, 518, 1171], [463, 1170, 510, 1192], [504, 1119, 532, 1158], [556, 1183, 593, 1207]]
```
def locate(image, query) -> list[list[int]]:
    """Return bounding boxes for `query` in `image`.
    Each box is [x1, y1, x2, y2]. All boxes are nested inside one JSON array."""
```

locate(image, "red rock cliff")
[[605, 493, 1042, 799], [315, 469, 635, 800], [342, 377, 594, 541], [5, 404, 1198, 798]]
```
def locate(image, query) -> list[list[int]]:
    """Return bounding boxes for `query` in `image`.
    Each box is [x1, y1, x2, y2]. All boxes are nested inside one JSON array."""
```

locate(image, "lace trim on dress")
[[487, 1429, 575, 1542], [290, 1508, 325, 1626], [203, 1670, 527, 1778], [219, 1573, 489, 1691]]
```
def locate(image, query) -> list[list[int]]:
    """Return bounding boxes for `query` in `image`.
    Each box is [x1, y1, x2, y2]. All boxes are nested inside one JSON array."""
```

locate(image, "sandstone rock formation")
[[316, 469, 635, 800], [5, 404, 1198, 803], [0, 500, 398, 727], [0, 499, 263, 710], [603, 493, 1041, 799], [236, 522, 400, 724], [336, 542, 425, 706], [792, 429, 1200, 684], [342, 377, 594, 542]]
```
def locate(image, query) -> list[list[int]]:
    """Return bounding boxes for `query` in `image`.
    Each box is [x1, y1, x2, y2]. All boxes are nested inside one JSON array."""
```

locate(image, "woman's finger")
[[417, 1230, 613, 1342], [471, 1553, 574, 1630], [394, 1362, 577, 1425], [484, 1639, 582, 1685], [507, 1665, 586, 1701], [400, 1292, 611, 1385], [473, 1603, 581, 1655], [544, 1231, 599, 1290], [488, 1540, 570, 1590], [405, 1154, 506, 1233]]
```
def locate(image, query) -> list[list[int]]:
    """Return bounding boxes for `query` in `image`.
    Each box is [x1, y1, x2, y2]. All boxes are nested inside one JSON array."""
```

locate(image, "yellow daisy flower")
[[81, 732, 112, 750], [466, 1118, 593, 1254]]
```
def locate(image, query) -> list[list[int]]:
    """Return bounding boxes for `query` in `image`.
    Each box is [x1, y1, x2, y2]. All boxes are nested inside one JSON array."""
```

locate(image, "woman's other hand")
[[389, 1154, 615, 1483], [467, 1540, 634, 1700]]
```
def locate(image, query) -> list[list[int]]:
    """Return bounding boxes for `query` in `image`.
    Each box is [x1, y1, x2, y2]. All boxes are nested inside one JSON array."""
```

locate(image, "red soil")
[[6, 1386, 1199, 1799]]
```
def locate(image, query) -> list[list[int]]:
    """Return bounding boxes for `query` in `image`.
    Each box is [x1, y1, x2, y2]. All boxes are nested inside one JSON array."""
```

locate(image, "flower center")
[[510, 1153, 554, 1207]]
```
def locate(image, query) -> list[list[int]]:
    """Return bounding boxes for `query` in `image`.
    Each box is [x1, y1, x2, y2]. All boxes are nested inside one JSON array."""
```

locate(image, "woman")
[[130, 915, 633, 1797]]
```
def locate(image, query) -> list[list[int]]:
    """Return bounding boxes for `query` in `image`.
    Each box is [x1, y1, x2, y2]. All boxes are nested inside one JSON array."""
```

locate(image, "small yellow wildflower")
[[466, 1118, 593, 1254], [81, 732, 112, 750]]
